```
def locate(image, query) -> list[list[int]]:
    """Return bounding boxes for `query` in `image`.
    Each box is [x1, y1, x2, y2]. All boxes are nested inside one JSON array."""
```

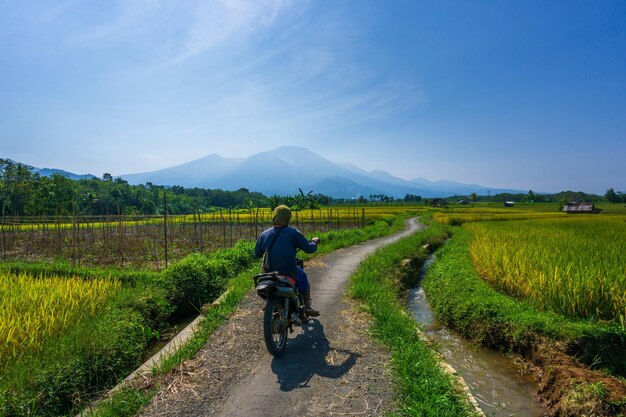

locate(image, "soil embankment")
[[135, 219, 424, 417]]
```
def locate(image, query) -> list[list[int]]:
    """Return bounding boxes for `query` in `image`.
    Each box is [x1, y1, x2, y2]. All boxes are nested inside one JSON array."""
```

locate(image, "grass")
[[85, 388, 156, 417], [348, 222, 477, 416], [0, 260, 160, 285]]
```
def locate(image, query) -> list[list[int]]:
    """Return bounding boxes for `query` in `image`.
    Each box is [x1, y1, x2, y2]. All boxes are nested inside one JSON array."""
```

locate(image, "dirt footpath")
[[136, 219, 423, 417]]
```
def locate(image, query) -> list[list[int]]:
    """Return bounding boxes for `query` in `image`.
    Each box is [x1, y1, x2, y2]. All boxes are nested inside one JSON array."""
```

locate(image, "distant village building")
[[504, 201, 515, 207], [562, 202, 601, 214], [429, 198, 448, 208]]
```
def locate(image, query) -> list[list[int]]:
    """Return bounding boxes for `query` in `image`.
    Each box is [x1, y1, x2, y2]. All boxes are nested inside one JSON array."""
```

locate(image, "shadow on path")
[[270, 319, 359, 392]]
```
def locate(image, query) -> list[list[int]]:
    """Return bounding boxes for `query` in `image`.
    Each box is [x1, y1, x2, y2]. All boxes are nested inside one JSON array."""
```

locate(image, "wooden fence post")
[[163, 191, 168, 268]]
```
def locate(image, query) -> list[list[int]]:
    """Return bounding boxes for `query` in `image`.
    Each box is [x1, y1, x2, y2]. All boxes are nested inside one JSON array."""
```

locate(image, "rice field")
[[0, 205, 425, 231], [432, 202, 626, 225], [0, 205, 428, 267], [0, 271, 120, 366], [433, 210, 566, 225], [466, 216, 626, 324]]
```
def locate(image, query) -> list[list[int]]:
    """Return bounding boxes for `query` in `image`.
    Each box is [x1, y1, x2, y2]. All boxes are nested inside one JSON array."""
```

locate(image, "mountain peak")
[[118, 145, 523, 198]]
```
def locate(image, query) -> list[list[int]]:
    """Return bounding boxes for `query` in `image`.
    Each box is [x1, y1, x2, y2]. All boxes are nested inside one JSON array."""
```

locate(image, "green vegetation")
[[0, 272, 120, 365], [0, 261, 159, 285], [433, 209, 566, 225], [444, 189, 625, 204], [87, 388, 157, 417], [0, 241, 255, 417], [468, 217, 626, 323], [348, 222, 476, 416], [423, 227, 626, 376]]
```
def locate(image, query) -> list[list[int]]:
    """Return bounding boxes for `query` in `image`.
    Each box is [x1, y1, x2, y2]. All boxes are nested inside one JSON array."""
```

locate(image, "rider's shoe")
[[305, 307, 320, 317]]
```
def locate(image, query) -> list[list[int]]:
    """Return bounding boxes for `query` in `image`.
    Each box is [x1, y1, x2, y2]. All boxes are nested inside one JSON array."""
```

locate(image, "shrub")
[[162, 243, 255, 317], [213, 240, 255, 271], [114, 285, 174, 331], [162, 254, 227, 316]]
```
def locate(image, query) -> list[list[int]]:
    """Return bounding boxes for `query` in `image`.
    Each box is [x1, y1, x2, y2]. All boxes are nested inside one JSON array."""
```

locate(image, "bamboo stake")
[[163, 192, 168, 268]]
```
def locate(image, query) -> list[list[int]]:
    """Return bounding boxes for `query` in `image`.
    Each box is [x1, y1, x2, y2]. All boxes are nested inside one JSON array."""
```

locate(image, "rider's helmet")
[[272, 205, 292, 226]]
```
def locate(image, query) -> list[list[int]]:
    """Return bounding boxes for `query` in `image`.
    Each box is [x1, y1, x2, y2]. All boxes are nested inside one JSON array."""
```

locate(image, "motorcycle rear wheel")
[[263, 297, 288, 356]]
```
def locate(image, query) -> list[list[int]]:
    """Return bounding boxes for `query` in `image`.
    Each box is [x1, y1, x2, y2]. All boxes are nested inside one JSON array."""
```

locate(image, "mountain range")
[[118, 146, 522, 198], [34, 167, 96, 181], [2, 160, 97, 181]]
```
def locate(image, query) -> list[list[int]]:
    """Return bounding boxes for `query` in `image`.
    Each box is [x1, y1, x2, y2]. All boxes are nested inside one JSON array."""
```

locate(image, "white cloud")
[[172, 0, 294, 63], [63, 0, 293, 63], [65, 1, 161, 47]]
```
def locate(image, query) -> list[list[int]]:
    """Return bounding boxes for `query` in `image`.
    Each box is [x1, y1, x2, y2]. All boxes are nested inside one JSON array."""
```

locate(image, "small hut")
[[562, 202, 601, 214], [504, 201, 515, 207]]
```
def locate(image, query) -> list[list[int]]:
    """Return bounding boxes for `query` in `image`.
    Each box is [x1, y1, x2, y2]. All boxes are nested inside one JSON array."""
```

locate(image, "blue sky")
[[1, 0, 624, 193]]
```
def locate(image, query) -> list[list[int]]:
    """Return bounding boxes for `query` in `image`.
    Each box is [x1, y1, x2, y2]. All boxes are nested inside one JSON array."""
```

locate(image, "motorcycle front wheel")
[[263, 297, 288, 356]]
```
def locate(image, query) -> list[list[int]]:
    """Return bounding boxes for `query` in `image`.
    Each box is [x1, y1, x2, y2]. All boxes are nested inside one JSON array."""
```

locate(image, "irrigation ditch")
[[406, 252, 549, 416]]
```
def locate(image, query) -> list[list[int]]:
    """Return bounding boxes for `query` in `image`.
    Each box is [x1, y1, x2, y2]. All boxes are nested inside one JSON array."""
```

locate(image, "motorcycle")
[[253, 258, 310, 356]]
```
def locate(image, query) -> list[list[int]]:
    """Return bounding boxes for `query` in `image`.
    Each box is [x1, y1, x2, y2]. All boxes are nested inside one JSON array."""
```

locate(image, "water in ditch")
[[408, 255, 549, 417], [142, 314, 198, 361]]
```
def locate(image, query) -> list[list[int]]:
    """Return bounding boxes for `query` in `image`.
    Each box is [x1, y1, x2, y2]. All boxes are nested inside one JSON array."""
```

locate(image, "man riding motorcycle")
[[254, 205, 321, 316]]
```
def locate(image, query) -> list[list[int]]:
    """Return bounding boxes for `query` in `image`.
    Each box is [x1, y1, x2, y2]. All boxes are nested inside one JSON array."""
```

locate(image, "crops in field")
[[432, 209, 567, 225], [0, 208, 364, 268], [2, 207, 368, 230], [0, 205, 417, 231], [467, 216, 626, 323], [432, 203, 626, 225], [0, 205, 426, 268], [0, 271, 120, 366]]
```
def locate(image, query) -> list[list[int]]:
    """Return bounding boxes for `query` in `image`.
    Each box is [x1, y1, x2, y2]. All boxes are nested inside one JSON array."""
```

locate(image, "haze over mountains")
[[35, 168, 95, 181], [119, 146, 522, 198]]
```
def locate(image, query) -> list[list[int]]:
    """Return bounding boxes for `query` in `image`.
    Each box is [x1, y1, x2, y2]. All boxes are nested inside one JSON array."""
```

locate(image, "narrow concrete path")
[[216, 218, 423, 417], [138, 218, 423, 417]]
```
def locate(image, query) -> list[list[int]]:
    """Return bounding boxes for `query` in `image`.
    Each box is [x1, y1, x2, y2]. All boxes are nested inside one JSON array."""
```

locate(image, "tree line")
[[0, 159, 270, 217], [445, 189, 624, 204]]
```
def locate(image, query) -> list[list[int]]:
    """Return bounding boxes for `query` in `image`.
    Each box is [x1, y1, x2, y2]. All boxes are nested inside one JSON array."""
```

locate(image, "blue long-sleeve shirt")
[[254, 225, 317, 278]]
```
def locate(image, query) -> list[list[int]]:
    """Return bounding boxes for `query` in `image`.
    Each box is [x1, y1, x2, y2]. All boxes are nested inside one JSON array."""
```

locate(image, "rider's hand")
[[311, 237, 321, 244]]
